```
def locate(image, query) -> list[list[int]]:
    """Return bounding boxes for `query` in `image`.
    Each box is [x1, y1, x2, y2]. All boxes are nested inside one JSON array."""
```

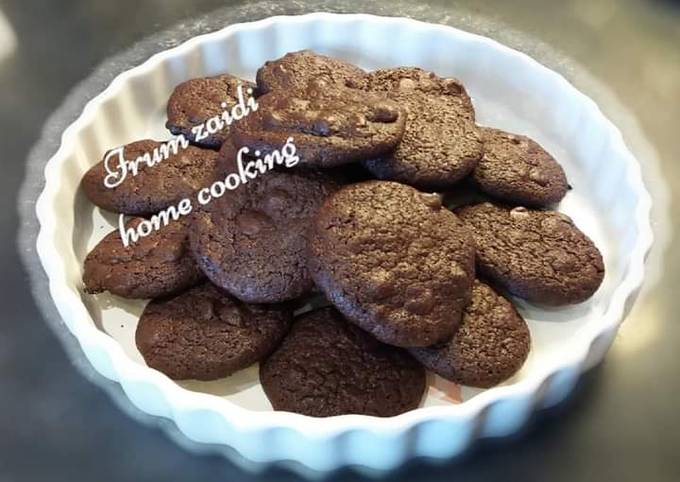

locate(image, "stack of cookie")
[[81, 50, 605, 418]]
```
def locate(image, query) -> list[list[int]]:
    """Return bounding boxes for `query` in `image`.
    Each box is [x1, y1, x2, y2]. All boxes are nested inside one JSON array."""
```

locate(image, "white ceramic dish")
[[36, 12, 652, 472]]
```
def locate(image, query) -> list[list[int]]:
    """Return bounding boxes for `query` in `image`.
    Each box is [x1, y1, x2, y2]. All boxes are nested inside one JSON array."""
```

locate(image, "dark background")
[[2, 0, 679, 481]]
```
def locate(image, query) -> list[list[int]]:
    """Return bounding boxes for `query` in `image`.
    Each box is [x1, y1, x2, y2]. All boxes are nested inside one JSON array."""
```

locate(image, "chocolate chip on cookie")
[[82, 139, 220, 216], [166, 74, 257, 148], [456, 202, 605, 305], [256, 49, 367, 94], [473, 127, 569, 206], [136, 283, 292, 380], [232, 80, 406, 168], [410, 280, 531, 388], [260, 307, 426, 417], [83, 217, 203, 299], [308, 181, 476, 347], [359, 67, 483, 189], [190, 167, 339, 303]]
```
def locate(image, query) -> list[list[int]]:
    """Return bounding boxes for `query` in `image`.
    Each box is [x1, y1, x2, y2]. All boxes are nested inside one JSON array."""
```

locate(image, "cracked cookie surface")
[[232, 79, 406, 168], [410, 280, 531, 388], [82, 139, 220, 216], [456, 202, 605, 305], [473, 127, 569, 206], [166, 74, 257, 148], [190, 166, 338, 303], [358, 67, 483, 189], [83, 217, 203, 299], [259, 307, 425, 417], [308, 181, 476, 347], [136, 283, 292, 380], [256, 49, 367, 94]]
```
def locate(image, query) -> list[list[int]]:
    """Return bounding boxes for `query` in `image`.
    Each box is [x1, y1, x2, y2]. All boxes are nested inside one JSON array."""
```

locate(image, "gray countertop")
[[3, 0, 680, 480]]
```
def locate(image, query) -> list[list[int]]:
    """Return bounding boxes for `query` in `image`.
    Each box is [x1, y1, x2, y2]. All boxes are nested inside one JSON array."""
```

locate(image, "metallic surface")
[[3, 0, 679, 480]]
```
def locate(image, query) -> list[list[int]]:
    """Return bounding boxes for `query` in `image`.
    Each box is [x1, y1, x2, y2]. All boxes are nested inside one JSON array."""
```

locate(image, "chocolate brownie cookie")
[[308, 181, 476, 347], [83, 217, 203, 299], [473, 127, 569, 206], [256, 49, 367, 94], [166, 74, 257, 148], [82, 139, 220, 216], [190, 167, 338, 303], [232, 79, 406, 168], [456, 202, 605, 305], [218, 135, 375, 185], [359, 67, 483, 189], [260, 307, 426, 417], [136, 283, 292, 380], [356, 67, 474, 105], [410, 280, 531, 388]]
